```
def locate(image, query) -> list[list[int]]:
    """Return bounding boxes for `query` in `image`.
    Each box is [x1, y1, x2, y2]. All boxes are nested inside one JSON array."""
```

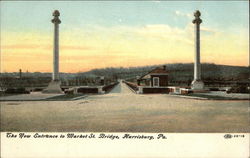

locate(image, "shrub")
[[226, 85, 250, 94], [5, 88, 30, 94]]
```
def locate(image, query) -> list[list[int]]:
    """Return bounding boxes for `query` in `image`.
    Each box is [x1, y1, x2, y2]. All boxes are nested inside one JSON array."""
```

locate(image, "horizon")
[[1, 1, 249, 73], [1, 62, 249, 74]]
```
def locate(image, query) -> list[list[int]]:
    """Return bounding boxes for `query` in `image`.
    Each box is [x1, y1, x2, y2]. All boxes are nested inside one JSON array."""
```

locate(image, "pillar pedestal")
[[191, 80, 204, 90], [43, 80, 63, 93]]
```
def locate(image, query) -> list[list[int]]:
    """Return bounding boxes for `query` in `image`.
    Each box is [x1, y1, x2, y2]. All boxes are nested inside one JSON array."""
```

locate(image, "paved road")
[[1, 82, 249, 132], [109, 81, 134, 94]]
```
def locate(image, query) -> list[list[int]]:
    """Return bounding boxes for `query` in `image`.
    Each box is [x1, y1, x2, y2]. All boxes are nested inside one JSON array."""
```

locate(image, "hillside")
[[80, 63, 249, 82], [1, 63, 249, 88]]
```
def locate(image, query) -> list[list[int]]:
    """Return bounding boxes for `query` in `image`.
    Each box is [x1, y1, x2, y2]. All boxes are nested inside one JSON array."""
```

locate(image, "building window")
[[153, 77, 159, 87]]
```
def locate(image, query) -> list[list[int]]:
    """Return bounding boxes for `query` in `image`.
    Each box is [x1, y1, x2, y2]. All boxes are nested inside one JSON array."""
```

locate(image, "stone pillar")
[[100, 76, 105, 86], [191, 10, 204, 90], [52, 10, 61, 81], [138, 86, 143, 94], [43, 10, 63, 93]]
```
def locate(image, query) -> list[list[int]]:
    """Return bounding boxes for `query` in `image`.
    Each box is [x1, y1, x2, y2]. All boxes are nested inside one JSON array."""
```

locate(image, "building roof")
[[139, 65, 168, 80]]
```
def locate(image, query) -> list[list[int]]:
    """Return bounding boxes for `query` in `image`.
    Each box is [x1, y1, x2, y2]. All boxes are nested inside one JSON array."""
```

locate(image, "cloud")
[[201, 27, 217, 34], [1, 22, 248, 72], [152, 0, 161, 3], [1, 44, 92, 51], [134, 24, 193, 45], [175, 10, 192, 18], [1, 44, 42, 50], [60, 45, 92, 50]]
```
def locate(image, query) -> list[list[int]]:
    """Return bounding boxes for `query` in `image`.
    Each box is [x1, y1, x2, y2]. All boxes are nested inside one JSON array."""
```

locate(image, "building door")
[[153, 77, 159, 87]]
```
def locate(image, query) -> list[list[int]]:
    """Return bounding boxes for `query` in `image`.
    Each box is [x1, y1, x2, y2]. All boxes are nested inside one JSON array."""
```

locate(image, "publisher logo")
[[224, 134, 232, 139]]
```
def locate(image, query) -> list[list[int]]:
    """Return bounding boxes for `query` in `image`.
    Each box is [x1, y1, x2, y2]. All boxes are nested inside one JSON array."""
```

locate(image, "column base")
[[191, 80, 204, 90], [43, 80, 63, 94]]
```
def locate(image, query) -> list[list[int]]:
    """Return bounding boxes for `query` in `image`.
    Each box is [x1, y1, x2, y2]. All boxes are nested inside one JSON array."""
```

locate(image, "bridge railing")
[[102, 82, 119, 93], [123, 81, 138, 93]]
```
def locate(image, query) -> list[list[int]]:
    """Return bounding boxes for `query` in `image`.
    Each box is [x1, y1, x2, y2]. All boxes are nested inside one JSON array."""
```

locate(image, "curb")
[[71, 95, 88, 100], [169, 94, 208, 100]]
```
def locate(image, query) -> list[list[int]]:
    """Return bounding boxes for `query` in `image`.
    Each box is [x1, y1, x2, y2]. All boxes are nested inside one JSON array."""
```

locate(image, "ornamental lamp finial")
[[192, 10, 202, 24], [194, 10, 201, 18], [52, 10, 61, 24], [53, 10, 60, 17]]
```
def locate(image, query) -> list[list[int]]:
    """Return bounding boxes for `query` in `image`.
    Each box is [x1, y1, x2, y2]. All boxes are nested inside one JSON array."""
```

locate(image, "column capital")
[[51, 10, 61, 24], [192, 10, 202, 24]]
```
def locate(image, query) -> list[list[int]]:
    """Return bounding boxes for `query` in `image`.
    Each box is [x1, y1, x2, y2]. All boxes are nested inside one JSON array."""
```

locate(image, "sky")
[[0, 1, 249, 73]]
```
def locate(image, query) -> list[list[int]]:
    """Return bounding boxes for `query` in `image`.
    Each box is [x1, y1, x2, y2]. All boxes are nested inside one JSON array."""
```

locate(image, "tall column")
[[52, 10, 61, 81], [191, 10, 204, 90], [43, 10, 62, 93]]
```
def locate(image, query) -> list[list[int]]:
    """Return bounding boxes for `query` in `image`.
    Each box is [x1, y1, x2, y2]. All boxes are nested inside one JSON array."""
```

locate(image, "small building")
[[138, 65, 168, 87], [137, 65, 169, 94]]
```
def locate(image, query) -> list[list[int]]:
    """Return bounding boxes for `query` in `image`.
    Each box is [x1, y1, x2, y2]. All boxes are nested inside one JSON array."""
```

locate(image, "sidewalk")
[[170, 91, 250, 100], [0, 92, 64, 101]]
